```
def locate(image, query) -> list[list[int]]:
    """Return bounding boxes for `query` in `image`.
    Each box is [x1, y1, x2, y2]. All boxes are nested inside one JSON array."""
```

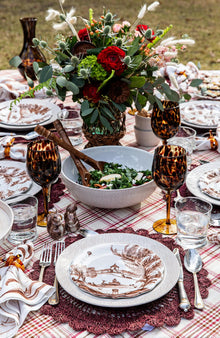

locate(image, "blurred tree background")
[[0, 0, 219, 70]]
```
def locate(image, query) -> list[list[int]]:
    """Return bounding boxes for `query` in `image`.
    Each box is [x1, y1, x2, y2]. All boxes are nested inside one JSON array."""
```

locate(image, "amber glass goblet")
[[152, 145, 187, 235], [151, 100, 181, 145], [26, 140, 61, 227]]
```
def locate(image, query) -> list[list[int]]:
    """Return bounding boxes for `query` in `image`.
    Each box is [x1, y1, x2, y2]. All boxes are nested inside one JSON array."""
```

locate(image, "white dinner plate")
[[56, 233, 180, 308], [186, 161, 220, 206], [180, 100, 220, 129], [198, 168, 220, 200], [0, 200, 14, 244], [0, 98, 61, 131], [0, 160, 41, 204]]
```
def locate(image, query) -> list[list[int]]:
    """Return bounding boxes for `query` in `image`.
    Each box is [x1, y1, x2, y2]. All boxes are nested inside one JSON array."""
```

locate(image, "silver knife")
[[173, 248, 191, 312]]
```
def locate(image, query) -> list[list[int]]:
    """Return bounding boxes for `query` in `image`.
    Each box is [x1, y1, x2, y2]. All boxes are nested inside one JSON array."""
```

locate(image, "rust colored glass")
[[151, 100, 180, 144], [152, 145, 187, 235], [18, 17, 46, 81], [26, 140, 61, 227]]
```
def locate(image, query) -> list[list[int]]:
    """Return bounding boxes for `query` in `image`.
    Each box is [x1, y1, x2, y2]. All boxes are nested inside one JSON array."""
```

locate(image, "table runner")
[[0, 69, 220, 338], [29, 228, 210, 335]]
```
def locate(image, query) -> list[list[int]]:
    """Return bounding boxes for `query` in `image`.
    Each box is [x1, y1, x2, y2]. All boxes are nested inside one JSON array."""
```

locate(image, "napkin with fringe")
[[0, 242, 55, 338]]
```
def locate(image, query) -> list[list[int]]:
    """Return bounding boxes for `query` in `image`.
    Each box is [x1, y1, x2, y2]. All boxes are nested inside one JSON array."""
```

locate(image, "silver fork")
[[48, 241, 65, 305], [39, 243, 52, 282]]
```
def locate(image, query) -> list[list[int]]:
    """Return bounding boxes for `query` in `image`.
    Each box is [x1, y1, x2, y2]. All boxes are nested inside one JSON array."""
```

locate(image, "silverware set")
[[39, 241, 65, 305], [173, 247, 204, 312]]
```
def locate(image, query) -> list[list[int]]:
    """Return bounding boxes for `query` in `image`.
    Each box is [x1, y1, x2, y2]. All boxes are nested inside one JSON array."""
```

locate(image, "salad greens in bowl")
[[61, 146, 156, 209]]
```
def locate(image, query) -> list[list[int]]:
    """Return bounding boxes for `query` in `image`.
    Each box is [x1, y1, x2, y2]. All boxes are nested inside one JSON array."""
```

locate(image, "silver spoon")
[[184, 249, 204, 310]]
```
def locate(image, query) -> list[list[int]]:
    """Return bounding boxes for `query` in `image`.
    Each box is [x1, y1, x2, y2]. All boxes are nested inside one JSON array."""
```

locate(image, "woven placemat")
[[29, 228, 211, 335]]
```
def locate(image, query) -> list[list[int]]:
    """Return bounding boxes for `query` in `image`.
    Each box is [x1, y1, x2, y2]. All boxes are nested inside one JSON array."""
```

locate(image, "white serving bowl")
[[134, 126, 160, 147], [0, 200, 14, 244], [61, 146, 156, 209]]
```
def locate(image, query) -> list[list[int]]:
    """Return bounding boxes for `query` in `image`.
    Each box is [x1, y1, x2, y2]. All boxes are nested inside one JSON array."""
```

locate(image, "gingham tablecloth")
[[0, 70, 219, 338]]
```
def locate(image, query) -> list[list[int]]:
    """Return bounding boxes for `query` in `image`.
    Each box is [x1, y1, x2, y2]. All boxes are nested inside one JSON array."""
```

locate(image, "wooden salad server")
[[53, 119, 91, 186], [34, 124, 106, 172]]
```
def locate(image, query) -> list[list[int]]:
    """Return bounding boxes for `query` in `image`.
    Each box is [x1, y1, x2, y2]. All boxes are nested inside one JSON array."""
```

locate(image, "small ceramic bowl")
[[135, 114, 152, 130]]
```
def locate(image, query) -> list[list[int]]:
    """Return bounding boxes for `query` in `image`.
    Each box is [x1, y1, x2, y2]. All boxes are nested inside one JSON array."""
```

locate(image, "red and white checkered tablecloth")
[[0, 70, 220, 338]]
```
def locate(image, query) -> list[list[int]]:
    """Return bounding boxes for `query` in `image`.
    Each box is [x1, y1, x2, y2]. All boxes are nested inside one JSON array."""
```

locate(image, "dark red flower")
[[83, 83, 101, 103], [78, 28, 90, 41], [97, 46, 127, 76], [136, 24, 155, 42]]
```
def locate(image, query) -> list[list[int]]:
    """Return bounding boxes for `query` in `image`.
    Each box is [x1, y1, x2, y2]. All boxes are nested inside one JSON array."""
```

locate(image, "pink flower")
[[122, 21, 131, 27], [113, 24, 123, 33]]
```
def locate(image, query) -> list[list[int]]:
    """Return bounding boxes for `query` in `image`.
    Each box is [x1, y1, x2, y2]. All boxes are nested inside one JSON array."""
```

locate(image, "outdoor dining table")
[[0, 69, 219, 337]]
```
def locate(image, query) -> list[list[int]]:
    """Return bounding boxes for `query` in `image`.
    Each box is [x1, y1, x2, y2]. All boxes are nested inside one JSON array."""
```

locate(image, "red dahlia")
[[78, 28, 90, 41], [136, 24, 155, 42], [83, 84, 101, 103], [97, 46, 127, 76]]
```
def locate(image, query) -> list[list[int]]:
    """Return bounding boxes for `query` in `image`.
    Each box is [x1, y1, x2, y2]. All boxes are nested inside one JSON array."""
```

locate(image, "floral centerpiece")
[[10, 1, 196, 146]]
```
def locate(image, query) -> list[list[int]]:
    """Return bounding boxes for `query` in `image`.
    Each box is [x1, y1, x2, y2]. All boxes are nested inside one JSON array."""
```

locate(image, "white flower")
[[45, 9, 60, 21], [169, 74, 179, 90], [162, 38, 195, 47], [147, 1, 160, 12], [138, 4, 147, 19], [160, 37, 176, 46], [53, 22, 68, 31]]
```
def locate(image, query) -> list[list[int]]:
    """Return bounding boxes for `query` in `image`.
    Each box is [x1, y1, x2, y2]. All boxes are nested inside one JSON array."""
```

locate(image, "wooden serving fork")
[[35, 124, 107, 172]]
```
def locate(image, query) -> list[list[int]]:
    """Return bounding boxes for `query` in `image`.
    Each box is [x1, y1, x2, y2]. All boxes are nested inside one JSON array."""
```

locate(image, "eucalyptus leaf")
[[183, 93, 191, 101], [155, 97, 164, 110], [127, 37, 140, 56], [63, 65, 74, 72], [9, 55, 22, 67], [143, 82, 154, 93], [90, 109, 99, 124], [26, 75, 34, 88], [81, 108, 94, 117], [81, 100, 89, 111], [153, 77, 165, 87], [102, 106, 116, 120], [33, 62, 39, 74], [190, 79, 203, 87], [66, 81, 79, 95], [39, 65, 53, 83], [100, 115, 113, 132], [111, 101, 126, 112], [56, 76, 67, 88]]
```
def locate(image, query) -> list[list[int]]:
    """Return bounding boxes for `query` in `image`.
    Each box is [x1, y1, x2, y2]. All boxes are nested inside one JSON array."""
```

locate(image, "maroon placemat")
[[36, 178, 66, 214], [29, 228, 211, 335]]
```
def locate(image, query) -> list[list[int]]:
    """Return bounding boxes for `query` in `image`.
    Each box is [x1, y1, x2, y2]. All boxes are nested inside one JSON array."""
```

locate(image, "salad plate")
[[180, 100, 220, 129], [56, 233, 180, 308], [0, 160, 41, 204], [186, 161, 220, 206], [69, 242, 164, 299], [198, 168, 220, 200], [0, 98, 61, 131]]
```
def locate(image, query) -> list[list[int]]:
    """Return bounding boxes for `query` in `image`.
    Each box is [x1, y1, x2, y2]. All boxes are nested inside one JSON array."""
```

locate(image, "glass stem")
[[163, 139, 167, 145], [42, 185, 50, 217], [166, 190, 171, 225]]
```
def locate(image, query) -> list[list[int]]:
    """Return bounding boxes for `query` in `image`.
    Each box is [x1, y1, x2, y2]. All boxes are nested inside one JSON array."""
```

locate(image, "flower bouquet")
[[10, 1, 196, 146]]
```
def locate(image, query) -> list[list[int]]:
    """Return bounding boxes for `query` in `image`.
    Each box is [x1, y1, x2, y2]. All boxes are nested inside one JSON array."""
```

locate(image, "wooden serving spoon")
[[34, 124, 106, 172], [53, 119, 91, 186]]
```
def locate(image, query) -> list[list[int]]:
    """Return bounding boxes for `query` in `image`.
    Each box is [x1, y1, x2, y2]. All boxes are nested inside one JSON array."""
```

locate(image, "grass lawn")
[[0, 0, 220, 70]]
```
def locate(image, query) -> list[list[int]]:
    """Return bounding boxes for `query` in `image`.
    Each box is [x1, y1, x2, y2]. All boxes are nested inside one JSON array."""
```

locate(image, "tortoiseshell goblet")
[[26, 140, 61, 226], [152, 145, 187, 235], [151, 100, 181, 145]]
